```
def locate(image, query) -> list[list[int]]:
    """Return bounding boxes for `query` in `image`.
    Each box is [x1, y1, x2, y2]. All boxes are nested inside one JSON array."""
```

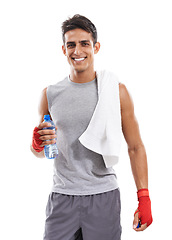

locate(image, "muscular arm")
[[119, 83, 148, 190]]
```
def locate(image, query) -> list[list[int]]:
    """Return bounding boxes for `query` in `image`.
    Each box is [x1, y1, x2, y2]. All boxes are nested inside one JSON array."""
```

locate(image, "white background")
[[0, 0, 172, 239]]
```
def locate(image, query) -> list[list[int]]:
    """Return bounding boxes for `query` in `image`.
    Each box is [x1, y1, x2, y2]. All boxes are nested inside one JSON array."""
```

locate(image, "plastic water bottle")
[[43, 114, 58, 159]]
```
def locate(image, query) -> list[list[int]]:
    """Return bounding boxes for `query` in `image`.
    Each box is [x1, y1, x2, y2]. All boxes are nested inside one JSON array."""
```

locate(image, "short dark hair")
[[61, 14, 98, 46]]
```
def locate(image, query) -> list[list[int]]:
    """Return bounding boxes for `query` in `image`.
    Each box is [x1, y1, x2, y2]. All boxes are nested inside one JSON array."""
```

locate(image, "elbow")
[[128, 143, 145, 156]]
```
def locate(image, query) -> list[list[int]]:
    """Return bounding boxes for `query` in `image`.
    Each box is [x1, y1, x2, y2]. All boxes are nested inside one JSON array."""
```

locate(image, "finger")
[[133, 211, 139, 230], [37, 122, 52, 129], [135, 223, 147, 232], [39, 134, 57, 141], [38, 129, 56, 136], [40, 139, 56, 147]]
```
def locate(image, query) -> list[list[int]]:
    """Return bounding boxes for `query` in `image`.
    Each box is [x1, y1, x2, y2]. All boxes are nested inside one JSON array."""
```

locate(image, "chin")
[[73, 66, 88, 73], [75, 69, 86, 73]]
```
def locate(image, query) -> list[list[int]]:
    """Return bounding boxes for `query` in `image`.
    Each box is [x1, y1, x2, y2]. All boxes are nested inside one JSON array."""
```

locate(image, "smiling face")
[[62, 28, 100, 75]]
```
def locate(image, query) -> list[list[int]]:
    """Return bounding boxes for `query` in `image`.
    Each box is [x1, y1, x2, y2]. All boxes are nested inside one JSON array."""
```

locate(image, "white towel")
[[79, 70, 122, 168]]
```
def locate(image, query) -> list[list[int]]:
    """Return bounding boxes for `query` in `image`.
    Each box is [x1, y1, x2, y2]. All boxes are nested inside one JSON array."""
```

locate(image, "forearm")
[[128, 144, 148, 190], [30, 144, 45, 158]]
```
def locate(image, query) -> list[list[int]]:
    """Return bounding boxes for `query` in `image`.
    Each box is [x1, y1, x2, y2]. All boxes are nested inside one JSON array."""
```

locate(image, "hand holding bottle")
[[32, 116, 57, 158]]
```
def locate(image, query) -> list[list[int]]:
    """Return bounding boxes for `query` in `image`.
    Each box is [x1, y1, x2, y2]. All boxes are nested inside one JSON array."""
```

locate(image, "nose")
[[74, 43, 82, 55]]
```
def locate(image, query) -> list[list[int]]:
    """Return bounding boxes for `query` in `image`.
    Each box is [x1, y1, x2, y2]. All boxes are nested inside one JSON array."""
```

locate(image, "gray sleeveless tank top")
[[47, 76, 118, 195]]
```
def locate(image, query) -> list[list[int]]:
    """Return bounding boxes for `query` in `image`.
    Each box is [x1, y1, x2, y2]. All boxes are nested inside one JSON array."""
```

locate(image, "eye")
[[67, 43, 75, 49], [82, 42, 90, 46]]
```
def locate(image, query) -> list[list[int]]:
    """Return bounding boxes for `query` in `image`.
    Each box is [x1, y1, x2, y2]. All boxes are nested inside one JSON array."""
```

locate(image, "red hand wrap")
[[135, 189, 153, 227], [32, 127, 44, 152]]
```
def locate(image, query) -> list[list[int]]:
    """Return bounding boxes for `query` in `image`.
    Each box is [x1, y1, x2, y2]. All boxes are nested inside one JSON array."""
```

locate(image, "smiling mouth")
[[72, 57, 87, 62]]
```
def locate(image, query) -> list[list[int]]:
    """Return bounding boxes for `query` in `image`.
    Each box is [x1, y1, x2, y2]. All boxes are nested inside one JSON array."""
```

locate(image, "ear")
[[62, 45, 66, 56], [94, 42, 100, 54]]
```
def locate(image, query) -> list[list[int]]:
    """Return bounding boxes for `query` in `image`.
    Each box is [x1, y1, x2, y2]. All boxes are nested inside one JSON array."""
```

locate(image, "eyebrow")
[[66, 40, 91, 45]]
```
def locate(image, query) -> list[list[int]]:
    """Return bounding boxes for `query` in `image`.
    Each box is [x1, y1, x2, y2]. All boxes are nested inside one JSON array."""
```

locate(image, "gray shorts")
[[43, 189, 122, 240]]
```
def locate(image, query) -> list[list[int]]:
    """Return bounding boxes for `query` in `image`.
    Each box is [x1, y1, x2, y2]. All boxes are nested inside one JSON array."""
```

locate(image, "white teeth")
[[74, 58, 85, 61]]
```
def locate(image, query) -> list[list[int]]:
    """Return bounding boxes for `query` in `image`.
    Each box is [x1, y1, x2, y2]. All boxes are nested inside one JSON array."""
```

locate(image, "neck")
[[70, 68, 96, 83]]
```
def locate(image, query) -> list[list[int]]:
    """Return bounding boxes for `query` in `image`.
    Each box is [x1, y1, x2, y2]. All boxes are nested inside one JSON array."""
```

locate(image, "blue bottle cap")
[[44, 114, 50, 121]]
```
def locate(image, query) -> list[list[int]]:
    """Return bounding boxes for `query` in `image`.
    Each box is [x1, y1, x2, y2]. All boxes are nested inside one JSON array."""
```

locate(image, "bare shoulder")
[[119, 83, 134, 113], [38, 87, 49, 122], [39, 87, 48, 108]]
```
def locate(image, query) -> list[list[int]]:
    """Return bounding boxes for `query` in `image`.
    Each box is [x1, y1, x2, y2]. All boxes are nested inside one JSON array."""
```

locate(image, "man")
[[31, 14, 153, 240]]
